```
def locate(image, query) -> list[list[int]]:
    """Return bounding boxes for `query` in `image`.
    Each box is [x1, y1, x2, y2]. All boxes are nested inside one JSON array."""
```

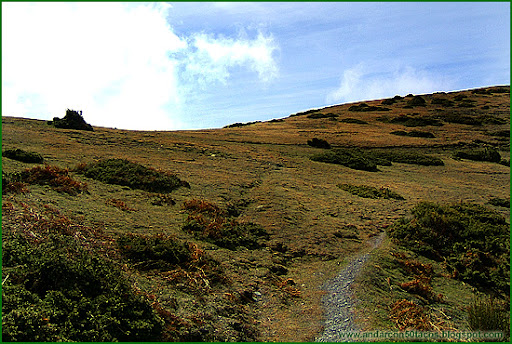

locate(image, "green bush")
[[77, 159, 189, 193], [488, 197, 510, 208], [387, 202, 510, 294], [348, 103, 390, 112], [2, 234, 163, 342], [390, 130, 435, 138], [310, 149, 380, 172], [339, 118, 368, 124], [307, 138, 331, 149], [431, 97, 455, 107], [117, 233, 195, 270], [224, 121, 260, 128], [338, 183, 404, 200], [454, 147, 502, 163], [380, 114, 443, 127], [406, 96, 426, 107], [306, 112, 338, 119], [50, 109, 93, 131], [369, 149, 444, 166], [2, 148, 44, 163]]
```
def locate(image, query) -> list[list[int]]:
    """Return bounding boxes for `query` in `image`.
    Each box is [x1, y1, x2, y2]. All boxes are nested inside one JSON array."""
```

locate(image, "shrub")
[[381, 98, 396, 105], [2, 148, 44, 163], [76, 159, 189, 193], [2, 173, 29, 194], [182, 199, 268, 250], [339, 118, 368, 124], [50, 109, 93, 131], [382, 114, 443, 127], [390, 130, 435, 138], [306, 112, 338, 119], [310, 148, 380, 172], [307, 138, 331, 149], [454, 147, 502, 163], [369, 150, 444, 166], [338, 183, 404, 200], [8, 165, 87, 195], [348, 103, 390, 112], [117, 233, 198, 270], [488, 197, 510, 208], [2, 234, 163, 342], [224, 121, 260, 128], [431, 97, 454, 107], [387, 201, 510, 294], [406, 96, 426, 107]]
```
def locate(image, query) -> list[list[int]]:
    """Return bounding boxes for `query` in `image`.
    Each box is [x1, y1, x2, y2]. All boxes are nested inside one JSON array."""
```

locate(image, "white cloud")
[[2, 2, 279, 130], [326, 64, 455, 104], [180, 31, 279, 86]]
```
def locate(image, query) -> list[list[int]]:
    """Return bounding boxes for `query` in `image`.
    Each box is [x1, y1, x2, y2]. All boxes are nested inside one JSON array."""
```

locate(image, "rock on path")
[[316, 232, 385, 342]]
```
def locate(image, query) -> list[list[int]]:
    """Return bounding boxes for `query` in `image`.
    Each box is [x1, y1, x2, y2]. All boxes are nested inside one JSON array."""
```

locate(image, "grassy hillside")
[[2, 86, 510, 341]]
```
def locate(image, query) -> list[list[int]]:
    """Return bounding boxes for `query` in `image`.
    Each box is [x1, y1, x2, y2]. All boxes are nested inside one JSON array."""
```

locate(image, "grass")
[[488, 197, 510, 208], [338, 183, 405, 200], [76, 158, 189, 193]]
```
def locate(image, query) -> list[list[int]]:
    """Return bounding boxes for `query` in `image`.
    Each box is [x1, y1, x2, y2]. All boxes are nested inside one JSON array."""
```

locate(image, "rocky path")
[[316, 232, 385, 342]]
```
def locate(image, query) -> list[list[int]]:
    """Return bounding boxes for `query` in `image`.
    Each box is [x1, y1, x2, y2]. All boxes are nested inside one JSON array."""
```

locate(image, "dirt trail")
[[316, 232, 386, 342]]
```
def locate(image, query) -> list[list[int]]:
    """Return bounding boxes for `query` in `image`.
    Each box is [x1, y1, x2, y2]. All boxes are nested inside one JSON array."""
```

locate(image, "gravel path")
[[316, 232, 385, 342]]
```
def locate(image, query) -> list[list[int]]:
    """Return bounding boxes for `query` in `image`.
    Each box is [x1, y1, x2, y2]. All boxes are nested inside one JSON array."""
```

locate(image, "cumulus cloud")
[[180, 31, 279, 86], [326, 64, 454, 104], [2, 2, 279, 130]]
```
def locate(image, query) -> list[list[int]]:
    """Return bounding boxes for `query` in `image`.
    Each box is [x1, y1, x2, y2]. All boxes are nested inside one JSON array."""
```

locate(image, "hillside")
[[2, 86, 510, 341]]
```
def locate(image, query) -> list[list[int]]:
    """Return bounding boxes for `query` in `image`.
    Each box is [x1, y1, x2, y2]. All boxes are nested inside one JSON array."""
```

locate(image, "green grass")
[[76, 158, 189, 193], [338, 183, 405, 200], [454, 147, 502, 163], [310, 148, 380, 172]]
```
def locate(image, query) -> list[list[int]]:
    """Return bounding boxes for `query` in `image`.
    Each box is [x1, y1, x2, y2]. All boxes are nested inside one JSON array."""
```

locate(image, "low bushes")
[[406, 96, 426, 107], [339, 118, 368, 124], [182, 199, 268, 250], [390, 130, 435, 138], [454, 147, 502, 163], [5, 165, 88, 195], [3, 148, 44, 163], [2, 234, 163, 342], [311, 148, 444, 171], [348, 103, 390, 112], [307, 138, 331, 149], [387, 201, 510, 295], [488, 197, 510, 208], [76, 159, 189, 193], [379, 114, 443, 127], [306, 112, 338, 119], [338, 183, 404, 200]]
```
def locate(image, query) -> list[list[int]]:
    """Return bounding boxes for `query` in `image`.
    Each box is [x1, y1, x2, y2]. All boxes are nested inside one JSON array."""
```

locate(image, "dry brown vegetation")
[[2, 86, 509, 341]]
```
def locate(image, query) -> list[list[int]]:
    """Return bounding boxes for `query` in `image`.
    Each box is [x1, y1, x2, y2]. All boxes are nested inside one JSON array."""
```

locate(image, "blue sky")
[[2, 2, 510, 130]]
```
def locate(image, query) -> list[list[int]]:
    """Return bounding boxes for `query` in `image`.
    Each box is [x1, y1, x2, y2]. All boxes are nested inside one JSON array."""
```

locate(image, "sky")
[[2, 2, 510, 130]]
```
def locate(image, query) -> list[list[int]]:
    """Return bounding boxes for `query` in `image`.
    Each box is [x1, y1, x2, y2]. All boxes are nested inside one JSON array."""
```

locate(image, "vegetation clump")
[[390, 130, 435, 138], [6, 165, 88, 195], [306, 112, 338, 119], [182, 199, 268, 250], [467, 295, 509, 333], [2, 234, 163, 342], [49, 109, 93, 131], [370, 149, 444, 166], [224, 121, 261, 128], [307, 138, 331, 149], [488, 197, 510, 208], [379, 114, 443, 127], [454, 147, 502, 163], [348, 103, 390, 112], [387, 201, 510, 295], [76, 159, 189, 193], [2, 148, 44, 163], [339, 118, 368, 124], [338, 183, 405, 200], [406, 95, 426, 107], [310, 148, 380, 172], [431, 97, 455, 107]]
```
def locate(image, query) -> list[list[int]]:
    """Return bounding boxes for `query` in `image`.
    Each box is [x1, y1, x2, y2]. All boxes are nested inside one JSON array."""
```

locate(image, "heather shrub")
[[369, 150, 444, 166], [338, 183, 404, 200], [7, 165, 87, 195], [2, 234, 163, 342], [76, 159, 189, 193], [431, 97, 454, 107], [306, 112, 338, 119], [348, 103, 390, 112], [339, 118, 368, 124], [310, 149, 380, 172], [390, 130, 435, 138], [307, 138, 331, 149], [387, 201, 510, 294], [454, 147, 502, 163], [2, 148, 44, 163], [406, 96, 426, 107]]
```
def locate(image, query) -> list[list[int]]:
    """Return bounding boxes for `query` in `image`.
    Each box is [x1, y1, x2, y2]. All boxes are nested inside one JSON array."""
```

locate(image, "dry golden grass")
[[2, 86, 509, 341]]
